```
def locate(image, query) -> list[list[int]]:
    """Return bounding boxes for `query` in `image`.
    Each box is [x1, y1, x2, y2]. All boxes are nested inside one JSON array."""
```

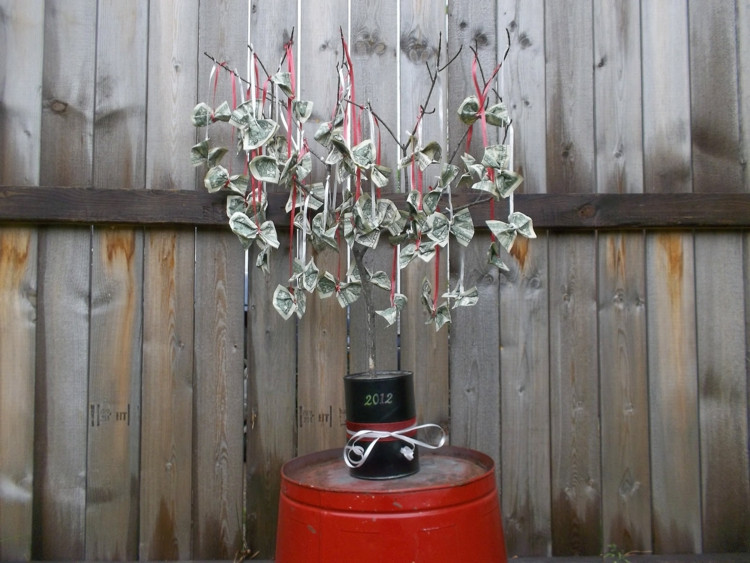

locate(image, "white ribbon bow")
[[343, 423, 447, 469]]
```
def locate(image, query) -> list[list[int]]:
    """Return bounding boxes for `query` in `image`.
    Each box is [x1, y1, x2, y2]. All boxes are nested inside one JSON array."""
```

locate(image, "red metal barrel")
[[275, 446, 507, 562]]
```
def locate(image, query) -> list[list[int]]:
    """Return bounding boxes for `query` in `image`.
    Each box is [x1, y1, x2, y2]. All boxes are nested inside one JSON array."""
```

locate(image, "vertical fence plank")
[[33, 1, 96, 557], [0, 1, 43, 559], [593, 0, 642, 195], [245, 0, 298, 557], [446, 0, 500, 471], [695, 234, 750, 551], [545, 2, 600, 555], [446, 0, 498, 159], [499, 235, 551, 556], [140, 230, 195, 559], [449, 238, 501, 454], [598, 232, 651, 552], [246, 241, 296, 558], [193, 1, 248, 558], [641, 0, 699, 554], [348, 0, 399, 374], [646, 233, 701, 553], [140, 0, 199, 557], [295, 0, 349, 455], [641, 0, 692, 195], [496, 1, 550, 556], [194, 234, 245, 558], [544, 0, 595, 195], [688, 0, 743, 193], [549, 233, 600, 556], [85, 1, 147, 559], [0, 232, 38, 562], [592, 2, 651, 554], [739, 0, 750, 191], [398, 0, 450, 430], [498, 0, 547, 195]]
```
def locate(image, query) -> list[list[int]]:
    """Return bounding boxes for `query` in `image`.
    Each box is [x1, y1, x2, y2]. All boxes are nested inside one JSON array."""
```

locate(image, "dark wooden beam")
[[2, 186, 750, 230]]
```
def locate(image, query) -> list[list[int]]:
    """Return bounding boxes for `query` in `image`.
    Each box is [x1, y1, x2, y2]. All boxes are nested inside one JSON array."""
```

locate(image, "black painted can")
[[343, 371, 419, 479]]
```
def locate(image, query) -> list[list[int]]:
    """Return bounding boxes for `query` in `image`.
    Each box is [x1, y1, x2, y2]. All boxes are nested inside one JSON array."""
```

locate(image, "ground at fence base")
[[274, 445, 507, 562]]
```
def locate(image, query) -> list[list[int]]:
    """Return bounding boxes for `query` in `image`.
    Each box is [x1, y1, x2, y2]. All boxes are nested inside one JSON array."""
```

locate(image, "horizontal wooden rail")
[[1, 186, 750, 230]]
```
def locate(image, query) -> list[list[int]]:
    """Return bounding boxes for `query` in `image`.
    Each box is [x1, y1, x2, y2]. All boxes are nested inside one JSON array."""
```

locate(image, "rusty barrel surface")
[[275, 446, 507, 562]]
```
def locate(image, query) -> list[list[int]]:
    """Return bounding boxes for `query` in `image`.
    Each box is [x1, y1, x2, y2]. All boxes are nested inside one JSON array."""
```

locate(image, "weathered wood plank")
[[85, 1, 147, 558], [499, 234, 551, 557], [139, 229, 195, 559], [139, 0, 200, 558], [244, 0, 297, 558], [0, 0, 43, 559], [33, 0, 96, 557], [498, 0, 546, 195], [398, 0, 450, 431], [192, 1, 248, 558], [548, 233, 600, 556], [193, 232, 245, 558], [641, 0, 692, 195], [246, 237, 297, 558], [545, 0, 595, 195], [4, 187, 750, 230], [0, 228, 38, 561], [694, 233, 750, 551], [597, 232, 651, 552], [449, 234, 501, 454], [689, 0, 744, 193], [593, 0, 642, 195], [295, 0, 349, 455], [33, 228, 91, 559], [739, 0, 750, 191], [447, 0, 499, 161], [348, 0, 399, 374], [446, 0, 499, 467], [646, 232, 701, 553]]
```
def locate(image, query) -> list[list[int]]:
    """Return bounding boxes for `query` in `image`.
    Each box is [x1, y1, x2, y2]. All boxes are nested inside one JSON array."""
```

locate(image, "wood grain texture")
[[192, 1, 248, 558], [549, 233, 600, 556], [32, 0, 96, 557], [4, 187, 750, 229], [246, 238, 296, 558], [139, 230, 195, 559], [348, 0, 399, 373], [244, 0, 298, 557], [544, 0, 595, 195], [145, 0, 200, 192], [138, 1, 200, 558], [33, 228, 91, 559], [499, 234, 551, 556], [498, 0, 547, 195], [295, 0, 349, 455], [688, 0, 744, 193], [641, 0, 692, 194], [597, 232, 651, 552], [593, 0, 642, 195], [398, 0, 450, 430], [446, 0, 499, 161], [0, 1, 43, 559], [694, 233, 750, 551], [646, 232, 701, 553], [449, 234, 501, 452], [739, 0, 750, 191], [193, 231, 245, 558], [85, 1, 147, 558], [0, 229, 38, 561]]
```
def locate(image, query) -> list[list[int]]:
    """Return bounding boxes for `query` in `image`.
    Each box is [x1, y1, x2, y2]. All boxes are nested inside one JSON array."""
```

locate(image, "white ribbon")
[[343, 423, 447, 469]]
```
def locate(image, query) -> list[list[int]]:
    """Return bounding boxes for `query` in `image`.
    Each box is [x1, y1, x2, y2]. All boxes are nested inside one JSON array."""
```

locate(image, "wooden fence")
[[1, 0, 749, 560]]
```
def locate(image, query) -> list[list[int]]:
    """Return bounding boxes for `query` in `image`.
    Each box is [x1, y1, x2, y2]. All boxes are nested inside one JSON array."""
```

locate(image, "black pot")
[[343, 371, 419, 479]]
